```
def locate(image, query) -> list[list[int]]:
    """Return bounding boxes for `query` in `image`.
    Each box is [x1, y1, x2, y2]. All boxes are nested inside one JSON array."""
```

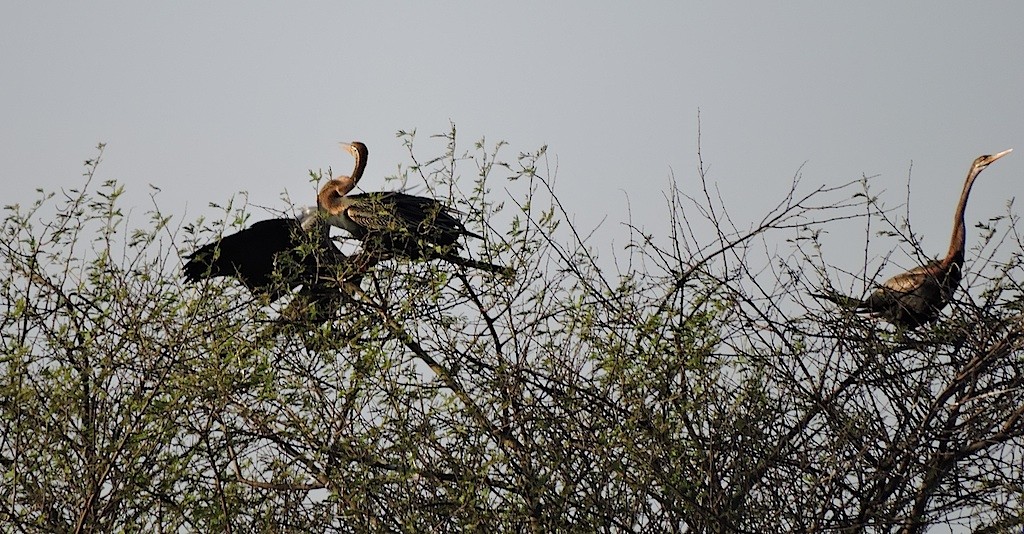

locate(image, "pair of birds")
[[816, 148, 1012, 328], [184, 142, 509, 310]]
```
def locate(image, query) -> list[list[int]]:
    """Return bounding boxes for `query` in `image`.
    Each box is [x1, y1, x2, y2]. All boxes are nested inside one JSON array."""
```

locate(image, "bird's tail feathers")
[[811, 291, 864, 309], [442, 254, 514, 277]]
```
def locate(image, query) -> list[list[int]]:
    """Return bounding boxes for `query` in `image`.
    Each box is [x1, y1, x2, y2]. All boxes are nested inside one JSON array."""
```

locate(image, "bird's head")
[[973, 148, 1013, 171], [317, 178, 355, 214], [339, 141, 368, 161]]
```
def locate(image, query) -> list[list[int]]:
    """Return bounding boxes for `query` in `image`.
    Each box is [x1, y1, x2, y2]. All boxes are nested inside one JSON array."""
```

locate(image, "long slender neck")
[[943, 165, 983, 267], [317, 178, 356, 214], [351, 146, 367, 186]]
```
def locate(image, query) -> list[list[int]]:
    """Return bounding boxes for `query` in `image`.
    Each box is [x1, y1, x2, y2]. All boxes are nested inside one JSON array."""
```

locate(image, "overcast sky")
[[3, 2, 1022, 276]]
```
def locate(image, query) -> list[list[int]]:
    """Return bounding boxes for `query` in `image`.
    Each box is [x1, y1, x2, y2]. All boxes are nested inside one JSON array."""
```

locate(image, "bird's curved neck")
[[317, 179, 355, 214], [351, 147, 367, 186], [943, 166, 981, 268]]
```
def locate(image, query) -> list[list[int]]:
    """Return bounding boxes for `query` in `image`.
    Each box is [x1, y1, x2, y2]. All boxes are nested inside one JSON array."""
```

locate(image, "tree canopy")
[[3, 130, 1024, 533]]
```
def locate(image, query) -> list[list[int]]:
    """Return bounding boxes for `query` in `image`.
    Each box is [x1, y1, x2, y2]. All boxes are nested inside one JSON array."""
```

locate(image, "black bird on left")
[[184, 216, 304, 301], [185, 212, 343, 296], [183, 210, 377, 323]]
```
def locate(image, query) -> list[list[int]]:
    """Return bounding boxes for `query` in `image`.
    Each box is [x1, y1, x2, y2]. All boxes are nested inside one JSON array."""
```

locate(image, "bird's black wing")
[[341, 192, 488, 262], [377, 192, 481, 242], [184, 218, 299, 297]]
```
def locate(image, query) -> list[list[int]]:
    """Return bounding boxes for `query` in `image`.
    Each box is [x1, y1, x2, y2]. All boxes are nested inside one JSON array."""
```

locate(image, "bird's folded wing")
[[880, 267, 934, 294], [343, 203, 409, 233]]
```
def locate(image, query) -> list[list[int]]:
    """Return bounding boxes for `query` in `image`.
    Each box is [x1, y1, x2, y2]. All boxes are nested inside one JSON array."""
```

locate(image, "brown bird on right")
[[319, 142, 512, 276], [817, 149, 1012, 328]]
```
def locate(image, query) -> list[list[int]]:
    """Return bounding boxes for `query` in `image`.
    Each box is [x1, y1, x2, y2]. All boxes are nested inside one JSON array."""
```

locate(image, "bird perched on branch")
[[816, 149, 1012, 328], [319, 142, 512, 276], [184, 209, 376, 303]]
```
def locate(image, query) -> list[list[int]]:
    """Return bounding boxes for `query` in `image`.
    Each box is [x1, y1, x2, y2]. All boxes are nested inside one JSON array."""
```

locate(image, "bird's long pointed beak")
[[991, 148, 1013, 162], [338, 142, 352, 151]]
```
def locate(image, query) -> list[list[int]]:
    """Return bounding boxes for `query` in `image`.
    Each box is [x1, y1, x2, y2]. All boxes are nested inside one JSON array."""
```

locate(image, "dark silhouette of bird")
[[183, 206, 377, 324], [185, 216, 304, 300], [816, 149, 1011, 328], [319, 142, 512, 276]]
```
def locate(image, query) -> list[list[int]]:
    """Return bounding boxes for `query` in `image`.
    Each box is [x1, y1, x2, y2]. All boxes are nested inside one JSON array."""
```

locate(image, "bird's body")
[[818, 149, 1011, 328], [321, 142, 510, 275], [184, 217, 308, 300], [851, 260, 961, 328], [184, 210, 375, 316], [322, 188, 483, 258]]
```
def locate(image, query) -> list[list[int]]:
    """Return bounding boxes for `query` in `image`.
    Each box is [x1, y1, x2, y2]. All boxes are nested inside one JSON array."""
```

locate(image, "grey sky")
[[3, 2, 1022, 274]]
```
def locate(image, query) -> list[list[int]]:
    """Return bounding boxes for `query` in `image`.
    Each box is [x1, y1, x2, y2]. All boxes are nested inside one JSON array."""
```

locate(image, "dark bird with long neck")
[[320, 142, 512, 275], [817, 149, 1012, 328]]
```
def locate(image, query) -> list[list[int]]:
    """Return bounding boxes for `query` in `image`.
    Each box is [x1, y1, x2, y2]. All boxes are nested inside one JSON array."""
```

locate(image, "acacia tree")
[[2, 131, 1023, 533]]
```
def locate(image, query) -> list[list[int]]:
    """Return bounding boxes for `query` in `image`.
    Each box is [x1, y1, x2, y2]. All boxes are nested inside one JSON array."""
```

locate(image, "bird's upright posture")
[[320, 142, 512, 275], [818, 149, 1012, 328]]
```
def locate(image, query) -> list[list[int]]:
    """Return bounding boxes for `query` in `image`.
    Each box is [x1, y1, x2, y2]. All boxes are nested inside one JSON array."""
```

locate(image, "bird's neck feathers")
[[351, 150, 367, 186], [942, 168, 980, 268], [317, 179, 355, 216]]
